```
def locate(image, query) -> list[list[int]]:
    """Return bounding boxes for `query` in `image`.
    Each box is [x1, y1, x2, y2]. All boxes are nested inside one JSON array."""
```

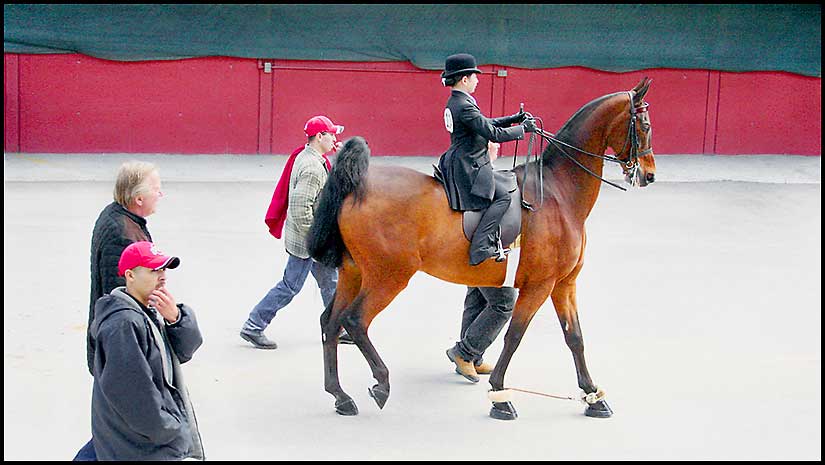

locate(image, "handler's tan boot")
[[446, 347, 480, 383], [474, 361, 494, 375]]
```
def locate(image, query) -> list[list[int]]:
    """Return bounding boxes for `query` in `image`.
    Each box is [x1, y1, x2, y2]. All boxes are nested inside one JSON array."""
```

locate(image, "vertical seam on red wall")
[[702, 71, 709, 153], [712, 72, 721, 155], [269, 71, 275, 154], [257, 62, 274, 154], [17, 55, 21, 152], [256, 68, 262, 154], [16, 55, 22, 152], [703, 70, 721, 155], [488, 67, 496, 116], [5, 54, 22, 153], [500, 69, 507, 118]]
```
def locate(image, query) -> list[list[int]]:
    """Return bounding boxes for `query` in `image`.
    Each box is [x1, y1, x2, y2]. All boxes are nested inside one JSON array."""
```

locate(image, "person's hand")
[[512, 108, 527, 123], [150, 286, 179, 323], [522, 117, 537, 133], [487, 141, 500, 162]]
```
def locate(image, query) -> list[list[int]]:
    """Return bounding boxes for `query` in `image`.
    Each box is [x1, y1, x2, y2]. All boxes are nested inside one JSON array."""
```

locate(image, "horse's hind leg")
[[321, 260, 361, 415], [550, 279, 613, 418], [340, 269, 415, 411]]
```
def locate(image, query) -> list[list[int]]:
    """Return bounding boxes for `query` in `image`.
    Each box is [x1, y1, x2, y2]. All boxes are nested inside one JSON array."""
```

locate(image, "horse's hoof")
[[584, 400, 613, 418], [368, 384, 389, 409], [489, 401, 518, 421], [335, 398, 359, 416]]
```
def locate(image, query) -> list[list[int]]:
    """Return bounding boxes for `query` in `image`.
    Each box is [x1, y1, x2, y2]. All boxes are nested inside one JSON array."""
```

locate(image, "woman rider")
[[437, 53, 536, 265]]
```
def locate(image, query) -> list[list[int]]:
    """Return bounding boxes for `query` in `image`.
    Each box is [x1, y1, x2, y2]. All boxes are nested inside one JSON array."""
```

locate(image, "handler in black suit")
[[437, 53, 537, 265]]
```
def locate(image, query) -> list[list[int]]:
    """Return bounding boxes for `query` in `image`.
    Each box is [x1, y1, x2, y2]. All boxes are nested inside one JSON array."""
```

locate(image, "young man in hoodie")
[[89, 241, 204, 461]]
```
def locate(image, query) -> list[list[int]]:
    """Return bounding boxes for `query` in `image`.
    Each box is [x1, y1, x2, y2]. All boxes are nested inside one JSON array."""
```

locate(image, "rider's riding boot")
[[469, 228, 509, 265], [469, 244, 497, 266]]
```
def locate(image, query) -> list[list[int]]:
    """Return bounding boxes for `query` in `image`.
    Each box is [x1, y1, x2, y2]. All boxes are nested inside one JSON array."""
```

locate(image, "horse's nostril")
[[646, 173, 655, 183]]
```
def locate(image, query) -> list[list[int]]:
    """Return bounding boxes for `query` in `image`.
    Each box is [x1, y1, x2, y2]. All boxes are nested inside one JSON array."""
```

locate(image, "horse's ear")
[[633, 77, 651, 104]]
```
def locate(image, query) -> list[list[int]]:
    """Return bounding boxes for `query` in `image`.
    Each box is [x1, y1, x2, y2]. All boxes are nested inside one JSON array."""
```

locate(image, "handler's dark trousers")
[[452, 286, 516, 364], [469, 182, 512, 265]]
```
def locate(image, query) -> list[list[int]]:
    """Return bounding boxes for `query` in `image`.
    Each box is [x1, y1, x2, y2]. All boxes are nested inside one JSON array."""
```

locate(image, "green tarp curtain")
[[4, 4, 821, 77]]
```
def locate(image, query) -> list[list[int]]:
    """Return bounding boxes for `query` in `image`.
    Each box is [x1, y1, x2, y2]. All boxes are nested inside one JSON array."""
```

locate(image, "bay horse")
[[308, 78, 655, 420]]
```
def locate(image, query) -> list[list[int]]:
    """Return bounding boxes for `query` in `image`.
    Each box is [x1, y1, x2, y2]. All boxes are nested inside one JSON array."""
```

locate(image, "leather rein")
[[514, 92, 652, 209]]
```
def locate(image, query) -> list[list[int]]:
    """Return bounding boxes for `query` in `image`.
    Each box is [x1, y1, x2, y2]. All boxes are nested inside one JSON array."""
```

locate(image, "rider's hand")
[[522, 117, 537, 133], [509, 108, 527, 123]]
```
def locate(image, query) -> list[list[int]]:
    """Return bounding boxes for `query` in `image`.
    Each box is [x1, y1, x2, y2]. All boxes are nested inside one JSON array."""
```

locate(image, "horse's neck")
[[545, 132, 607, 224], [546, 98, 626, 223]]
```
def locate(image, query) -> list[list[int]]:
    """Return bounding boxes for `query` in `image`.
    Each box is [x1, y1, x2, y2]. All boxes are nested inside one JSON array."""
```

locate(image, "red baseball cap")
[[304, 115, 344, 137], [118, 241, 181, 276]]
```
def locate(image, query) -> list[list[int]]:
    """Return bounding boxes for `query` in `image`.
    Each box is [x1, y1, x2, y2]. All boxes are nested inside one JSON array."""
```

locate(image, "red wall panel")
[[715, 72, 821, 155], [501, 67, 710, 155], [15, 54, 260, 154], [266, 60, 472, 156], [3, 53, 821, 156]]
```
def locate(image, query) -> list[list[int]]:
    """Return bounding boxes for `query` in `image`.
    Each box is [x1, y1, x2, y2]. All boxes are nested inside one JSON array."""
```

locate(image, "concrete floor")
[[3, 153, 821, 460]]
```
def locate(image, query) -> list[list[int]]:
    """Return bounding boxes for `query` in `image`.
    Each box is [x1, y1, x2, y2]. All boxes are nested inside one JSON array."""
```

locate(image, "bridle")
[[516, 92, 652, 208], [617, 91, 652, 187]]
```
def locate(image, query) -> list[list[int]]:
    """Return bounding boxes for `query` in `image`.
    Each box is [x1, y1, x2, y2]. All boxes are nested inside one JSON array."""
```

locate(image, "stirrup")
[[494, 229, 509, 262]]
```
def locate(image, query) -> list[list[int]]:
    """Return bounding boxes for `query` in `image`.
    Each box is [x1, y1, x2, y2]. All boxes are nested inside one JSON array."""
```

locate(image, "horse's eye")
[[642, 124, 651, 132]]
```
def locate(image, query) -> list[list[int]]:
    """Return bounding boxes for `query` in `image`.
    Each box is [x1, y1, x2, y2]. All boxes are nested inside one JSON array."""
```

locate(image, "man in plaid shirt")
[[240, 116, 346, 349]]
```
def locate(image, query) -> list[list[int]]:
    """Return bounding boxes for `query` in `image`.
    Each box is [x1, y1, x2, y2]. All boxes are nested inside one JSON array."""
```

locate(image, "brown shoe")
[[446, 347, 479, 383], [474, 361, 494, 375]]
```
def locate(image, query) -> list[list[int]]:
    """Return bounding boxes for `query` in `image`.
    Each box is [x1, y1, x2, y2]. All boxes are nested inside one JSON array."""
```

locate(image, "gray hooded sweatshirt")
[[90, 287, 205, 460]]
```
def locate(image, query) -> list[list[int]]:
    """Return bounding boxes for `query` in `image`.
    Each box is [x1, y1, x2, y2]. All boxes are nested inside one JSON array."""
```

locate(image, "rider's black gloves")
[[522, 117, 537, 133]]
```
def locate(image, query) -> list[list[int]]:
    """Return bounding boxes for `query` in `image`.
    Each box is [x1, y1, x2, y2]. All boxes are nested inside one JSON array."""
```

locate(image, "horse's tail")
[[307, 136, 370, 268]]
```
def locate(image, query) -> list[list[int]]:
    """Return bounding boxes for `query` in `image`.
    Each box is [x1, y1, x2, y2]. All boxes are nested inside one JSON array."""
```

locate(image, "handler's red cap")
[[304, 115, 344, 137], [118, 241, 180, 276]]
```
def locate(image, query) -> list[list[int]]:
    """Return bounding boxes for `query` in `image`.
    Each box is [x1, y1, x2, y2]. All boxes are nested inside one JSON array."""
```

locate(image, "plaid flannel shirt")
[[284, 145, 329, 258]]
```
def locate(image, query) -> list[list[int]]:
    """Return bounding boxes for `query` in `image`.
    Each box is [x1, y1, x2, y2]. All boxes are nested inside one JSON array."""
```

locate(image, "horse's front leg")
[[550, 279, 613, 418], [488, 283, 553, 420]]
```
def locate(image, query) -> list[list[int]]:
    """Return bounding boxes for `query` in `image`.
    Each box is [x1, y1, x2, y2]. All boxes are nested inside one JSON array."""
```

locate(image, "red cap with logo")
[[118, 241, 181, 276], [304, 115, 344, 137]]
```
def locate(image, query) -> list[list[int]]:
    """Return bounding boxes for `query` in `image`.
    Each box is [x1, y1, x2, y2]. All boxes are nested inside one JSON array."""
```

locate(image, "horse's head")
[[610, 77, 656, 187]]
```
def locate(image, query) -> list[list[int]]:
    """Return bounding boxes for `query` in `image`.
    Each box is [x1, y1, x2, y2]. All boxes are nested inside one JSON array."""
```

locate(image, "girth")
[[433, 166, 523, 248]]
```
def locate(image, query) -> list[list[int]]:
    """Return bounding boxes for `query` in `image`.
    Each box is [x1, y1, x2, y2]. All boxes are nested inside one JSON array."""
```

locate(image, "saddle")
[[433, 166, 523, 248]]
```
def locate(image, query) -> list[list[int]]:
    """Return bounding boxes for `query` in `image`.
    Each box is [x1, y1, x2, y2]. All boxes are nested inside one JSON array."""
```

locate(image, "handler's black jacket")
[[87, 202, 152, 375], [438, 90, 525, 211]]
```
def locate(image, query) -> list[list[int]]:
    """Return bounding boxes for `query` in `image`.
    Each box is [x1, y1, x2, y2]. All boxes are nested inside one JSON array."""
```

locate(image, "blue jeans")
[[244, 254, 337, 331], [73, 438, 97, 461]]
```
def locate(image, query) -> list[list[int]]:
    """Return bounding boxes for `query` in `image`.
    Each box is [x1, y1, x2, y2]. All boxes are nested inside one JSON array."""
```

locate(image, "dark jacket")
[[90, 287, 204, 461], [87, 201, 152, 374], [438, 90, 525, 211]]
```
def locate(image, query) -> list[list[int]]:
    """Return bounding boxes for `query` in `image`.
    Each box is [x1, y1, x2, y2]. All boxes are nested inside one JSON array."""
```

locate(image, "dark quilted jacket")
[[87, 202, 152, 374]]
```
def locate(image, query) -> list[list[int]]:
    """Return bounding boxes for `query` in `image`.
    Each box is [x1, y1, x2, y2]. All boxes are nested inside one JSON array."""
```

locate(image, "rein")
[[514, 92, 651, 199], [512, 126, 544, 210]]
